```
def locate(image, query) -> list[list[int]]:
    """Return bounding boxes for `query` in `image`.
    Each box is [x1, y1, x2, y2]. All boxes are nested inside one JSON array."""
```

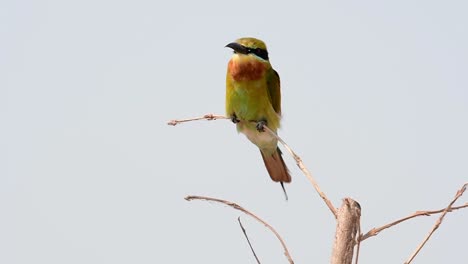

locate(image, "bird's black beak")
[[225, 42, 248, 54]]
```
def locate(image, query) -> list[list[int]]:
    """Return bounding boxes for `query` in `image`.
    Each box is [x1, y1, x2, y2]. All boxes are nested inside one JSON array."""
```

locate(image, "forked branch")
[[404, 183, 467, 264], [185, 195, 294, 264], [171, 114, 468, 263]]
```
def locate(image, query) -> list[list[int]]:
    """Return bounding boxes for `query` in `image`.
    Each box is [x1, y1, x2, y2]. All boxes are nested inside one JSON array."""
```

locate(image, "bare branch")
[[185, 195, 294, 264], [263, 126, 338, 218], [238, 217, 261, 264], [331, 198, 361, 264], [360, 202, 468, 241], [354, 214, 362, 264], [404, 183, 467, 264], [167, 114, 228, 126], [169, 114, 338, 218]]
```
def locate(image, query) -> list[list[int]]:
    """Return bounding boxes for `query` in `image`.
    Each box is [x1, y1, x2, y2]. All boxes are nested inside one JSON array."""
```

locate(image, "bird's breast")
[[227, 58, 267, 81]]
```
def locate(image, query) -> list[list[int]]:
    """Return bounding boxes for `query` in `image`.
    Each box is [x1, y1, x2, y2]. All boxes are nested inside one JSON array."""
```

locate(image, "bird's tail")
[[260, 147, 291, 183]]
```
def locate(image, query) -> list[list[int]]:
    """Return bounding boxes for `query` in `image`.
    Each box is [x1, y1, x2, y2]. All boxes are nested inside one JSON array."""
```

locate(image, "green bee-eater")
[[225, 37, 291, 194]]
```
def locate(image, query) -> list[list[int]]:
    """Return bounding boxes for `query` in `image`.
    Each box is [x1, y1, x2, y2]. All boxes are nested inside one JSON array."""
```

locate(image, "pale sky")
[[2, 0, 467, 263]]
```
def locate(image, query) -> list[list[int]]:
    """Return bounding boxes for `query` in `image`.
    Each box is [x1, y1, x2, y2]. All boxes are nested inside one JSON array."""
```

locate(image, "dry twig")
[[263, 125, 338, 218], [238, 217, 261, 264], [404, 183, 467, 264], [360, 203, 468, 241], [185, 195, 294, 264], [354, 214, 362, 264], [167, 114, 228, 126], [169, 114, 338, 218]]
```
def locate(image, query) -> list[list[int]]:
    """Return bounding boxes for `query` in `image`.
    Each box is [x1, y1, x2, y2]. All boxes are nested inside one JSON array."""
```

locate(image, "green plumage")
[[225, 37, 291, 186]]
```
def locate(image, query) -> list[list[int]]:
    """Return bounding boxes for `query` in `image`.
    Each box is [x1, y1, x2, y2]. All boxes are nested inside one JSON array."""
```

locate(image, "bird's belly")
[[231, 83, 266, 118], [238, 122, 278, 153]]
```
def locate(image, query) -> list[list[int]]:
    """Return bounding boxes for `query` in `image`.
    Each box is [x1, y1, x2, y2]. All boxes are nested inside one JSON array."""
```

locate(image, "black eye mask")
[[226, 42, 269, 60], [245, 47, 269, 60]]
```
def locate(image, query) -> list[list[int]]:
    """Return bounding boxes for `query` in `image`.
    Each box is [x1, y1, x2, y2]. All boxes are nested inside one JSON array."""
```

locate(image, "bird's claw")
[[230, 114, 240, 124], [256, 120, 267, 132]]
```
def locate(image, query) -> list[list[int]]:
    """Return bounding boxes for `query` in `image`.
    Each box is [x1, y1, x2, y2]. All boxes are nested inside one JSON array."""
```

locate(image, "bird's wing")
[[267, 69, 282, 115]]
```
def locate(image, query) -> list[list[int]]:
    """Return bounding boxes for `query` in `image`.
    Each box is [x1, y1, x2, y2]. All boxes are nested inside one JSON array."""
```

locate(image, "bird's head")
[[226, 37, 269, 61]]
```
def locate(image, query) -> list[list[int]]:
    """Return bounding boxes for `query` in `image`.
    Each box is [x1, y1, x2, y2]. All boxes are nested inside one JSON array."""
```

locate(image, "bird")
[[225, 37, 291, 198]]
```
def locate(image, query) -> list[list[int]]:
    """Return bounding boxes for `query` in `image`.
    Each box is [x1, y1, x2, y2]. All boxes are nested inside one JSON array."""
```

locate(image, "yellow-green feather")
[[225, 37, 291, 186], [226, 69, 280, 132], [236, 37, 267, 50], [266, 69, 282, 115]]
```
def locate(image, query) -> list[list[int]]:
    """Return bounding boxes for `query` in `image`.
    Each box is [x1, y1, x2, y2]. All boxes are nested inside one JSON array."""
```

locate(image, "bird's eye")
[[250, 48, 268, 60]]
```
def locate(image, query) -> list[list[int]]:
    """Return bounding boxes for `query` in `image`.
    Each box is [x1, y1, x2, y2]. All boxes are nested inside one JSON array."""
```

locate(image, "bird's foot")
[[256, 119, 267, 132], [230, 114, 240, 124]]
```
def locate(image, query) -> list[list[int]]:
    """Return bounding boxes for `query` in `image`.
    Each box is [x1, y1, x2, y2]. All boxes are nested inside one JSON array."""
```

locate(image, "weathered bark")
[[331, 198, 361, 264]]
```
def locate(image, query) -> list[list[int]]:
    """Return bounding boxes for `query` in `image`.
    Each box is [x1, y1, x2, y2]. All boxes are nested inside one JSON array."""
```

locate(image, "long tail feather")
[[280, 182, 288, 201], [261, 147, 291, 200], [260, 147, 291, 183]]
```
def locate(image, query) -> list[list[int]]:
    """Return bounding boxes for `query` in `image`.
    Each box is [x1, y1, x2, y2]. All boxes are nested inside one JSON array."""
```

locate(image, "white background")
[[2, 0, 467, 263]]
